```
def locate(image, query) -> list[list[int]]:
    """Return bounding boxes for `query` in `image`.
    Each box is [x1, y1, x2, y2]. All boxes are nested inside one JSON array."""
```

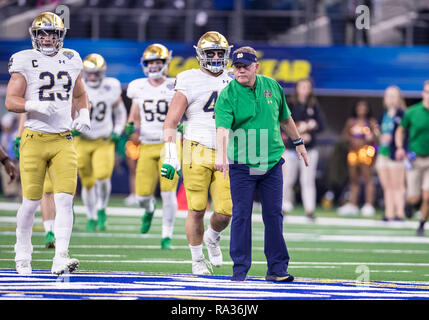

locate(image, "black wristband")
[[292, 137, 304, 146], [0, 156, 10, 165]]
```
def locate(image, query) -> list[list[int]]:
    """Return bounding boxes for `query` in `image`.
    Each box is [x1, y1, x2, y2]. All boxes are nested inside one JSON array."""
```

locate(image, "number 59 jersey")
[[175, 68, 234, 149], [126, 77, 176, 144], [83, 77, 122, 140], [8, 48, 83, 133]]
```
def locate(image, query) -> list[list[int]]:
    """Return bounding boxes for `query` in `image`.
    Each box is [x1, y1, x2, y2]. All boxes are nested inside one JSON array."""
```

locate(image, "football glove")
[[72, 108, 91, 133], [13, 137, 20, 160], [160, 142, 181, 180], [110, 132, 120, 143], [124, 122, 135, 136], [25, 100, 61, 117], [177, 122, 187, 135], [71, 130, 81, 137]]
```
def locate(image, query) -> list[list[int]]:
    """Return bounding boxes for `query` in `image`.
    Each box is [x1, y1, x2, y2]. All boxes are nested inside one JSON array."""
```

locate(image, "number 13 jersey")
[[8, 48, 83, 133], [83, 77, 122, 140], [126, 77, 176, 144]]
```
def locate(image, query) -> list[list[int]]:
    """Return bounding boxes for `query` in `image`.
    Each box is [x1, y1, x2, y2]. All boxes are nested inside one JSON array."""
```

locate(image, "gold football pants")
[[182, 139, 232, 216], [74, 137, 115, 189], [19, 128, 77, 200], [136, 142, 179, 197]]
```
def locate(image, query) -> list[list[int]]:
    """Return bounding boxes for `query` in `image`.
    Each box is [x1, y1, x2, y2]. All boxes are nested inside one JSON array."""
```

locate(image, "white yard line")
[[0, 201, 425, 230]]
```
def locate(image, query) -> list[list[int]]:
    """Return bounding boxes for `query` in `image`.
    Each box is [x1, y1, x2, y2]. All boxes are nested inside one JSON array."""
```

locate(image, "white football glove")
[[72, 108, 91, 133], [160, 142, 181, 180], [25, 100, 61, 117]]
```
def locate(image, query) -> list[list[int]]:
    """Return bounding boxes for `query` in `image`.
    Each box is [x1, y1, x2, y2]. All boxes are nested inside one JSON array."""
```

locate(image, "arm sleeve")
[[214, 88, 233, 129], [277, 83, 291, 121]]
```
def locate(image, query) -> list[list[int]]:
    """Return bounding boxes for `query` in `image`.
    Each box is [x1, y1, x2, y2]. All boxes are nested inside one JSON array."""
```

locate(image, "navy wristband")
[[292, 137, 304, 146]]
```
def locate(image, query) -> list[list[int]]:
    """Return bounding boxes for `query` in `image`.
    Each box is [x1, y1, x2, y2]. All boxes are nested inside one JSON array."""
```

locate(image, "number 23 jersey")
[[8, 48, 83, 133], [126, 77, 175, 144]]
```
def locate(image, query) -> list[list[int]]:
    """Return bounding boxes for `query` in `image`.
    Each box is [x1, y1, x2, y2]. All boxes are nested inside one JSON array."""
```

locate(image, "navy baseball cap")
[[232, 51, 257, 66]]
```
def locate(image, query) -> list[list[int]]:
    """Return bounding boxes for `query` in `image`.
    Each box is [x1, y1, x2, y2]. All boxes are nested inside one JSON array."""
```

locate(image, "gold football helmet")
[[83, 53, 106, 88], [29, 12, 66, 56], [194, 31, 232, 74], [141, 43, 172, 79]]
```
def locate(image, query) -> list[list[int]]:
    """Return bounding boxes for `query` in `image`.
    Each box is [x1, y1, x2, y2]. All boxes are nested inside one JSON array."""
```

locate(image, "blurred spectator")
[[395, 80, 429, 236], [338, 100, 379, 216], [375, 86, 406, 221], [0, 112, 20, 198], [282, 78, 325, 220]]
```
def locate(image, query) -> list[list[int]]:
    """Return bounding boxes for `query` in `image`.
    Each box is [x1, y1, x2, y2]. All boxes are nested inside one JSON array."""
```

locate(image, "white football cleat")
[[16, 260, 32, 275], [51, 251, 79, 275], [338, 203, 359, 216], [361, 203, 375, 217], [203, 230, 222, 267], [192, 258, 213, 275]]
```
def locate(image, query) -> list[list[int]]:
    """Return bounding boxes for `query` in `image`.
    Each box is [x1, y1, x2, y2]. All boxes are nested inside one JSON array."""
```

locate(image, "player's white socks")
[[43, 219, 55, 234], [189, 244, 204, 262], [205, 225, 221, 242], [81, 186, 97, 220], [95, 179, 111, 210], [136, 195, 155, 212], [161, 191, 177, 239], [14, 197, 40, 262], [53, 193, 74, 255]]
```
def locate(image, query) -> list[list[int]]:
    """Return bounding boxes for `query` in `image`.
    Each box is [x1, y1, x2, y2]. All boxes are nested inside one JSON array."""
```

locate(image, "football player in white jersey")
[[75, 53, 127, 232], [5, 12, 91, 275], [126, 43, 179, 250], [161, 31, 234, 274]]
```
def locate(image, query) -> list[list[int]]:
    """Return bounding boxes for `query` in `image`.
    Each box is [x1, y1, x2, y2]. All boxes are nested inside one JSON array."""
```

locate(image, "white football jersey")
[[8, 48, 83, 133], [175, 68, 234, 149], [127, 77, 175, 144], [83, 77, 122, 140]]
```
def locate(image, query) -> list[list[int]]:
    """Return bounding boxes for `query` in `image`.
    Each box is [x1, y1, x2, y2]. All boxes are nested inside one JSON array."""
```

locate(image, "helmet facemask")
[[141, 59, 168, 79], [83, 69, 105, 88], [195, 47, 230, 74], [30, 28, 65, 56]]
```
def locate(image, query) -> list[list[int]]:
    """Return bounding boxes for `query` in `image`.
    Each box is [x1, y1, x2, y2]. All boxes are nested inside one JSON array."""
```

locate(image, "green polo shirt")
[[215, 74, 291, 171], [400, 101, 429, 156]]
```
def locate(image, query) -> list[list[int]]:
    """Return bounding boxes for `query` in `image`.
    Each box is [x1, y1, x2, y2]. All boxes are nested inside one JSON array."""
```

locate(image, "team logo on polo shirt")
[[264, 90, 273, 104]]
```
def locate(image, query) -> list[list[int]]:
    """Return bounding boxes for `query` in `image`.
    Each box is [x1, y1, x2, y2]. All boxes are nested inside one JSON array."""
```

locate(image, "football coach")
[[214, 46, 308, 282]]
